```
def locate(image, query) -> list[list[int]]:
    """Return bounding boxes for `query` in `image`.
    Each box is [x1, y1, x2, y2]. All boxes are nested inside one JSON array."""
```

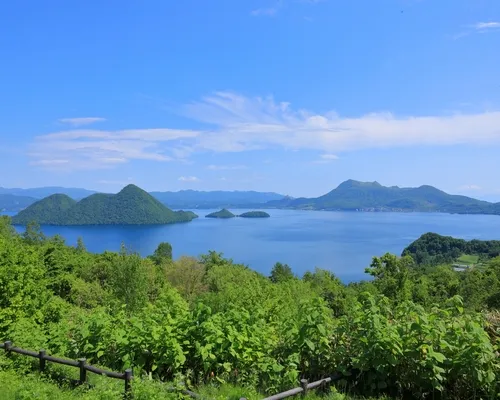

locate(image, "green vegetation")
[[239, 211, 270, 218], [205, 208, 236, 218], [1, 218, 500, 399], [11, 185, 198, 226], [402, 232, 500, 266], [456, 254, 479, 265], [268, 179, 500, 215]]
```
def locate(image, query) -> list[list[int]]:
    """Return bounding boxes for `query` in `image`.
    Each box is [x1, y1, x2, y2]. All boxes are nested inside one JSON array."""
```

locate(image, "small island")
[[205, 209, 271, 219], [239, 211, 270, 218], [205, 209, 236, 219]]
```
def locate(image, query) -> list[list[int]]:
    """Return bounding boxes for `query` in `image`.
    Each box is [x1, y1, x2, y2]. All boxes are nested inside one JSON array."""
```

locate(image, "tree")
[[165, 256, 207, 303], [303, 268, 347, 316], [365, 253, 414, 302], [149, 242, 172, 265], [270, 262, 295, 283], [22, 221, 45, 245], [0, 216, 15, 238], [76, 237, 87, 253]]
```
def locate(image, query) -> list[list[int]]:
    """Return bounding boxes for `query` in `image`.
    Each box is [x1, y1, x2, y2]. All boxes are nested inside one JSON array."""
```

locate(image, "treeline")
[[402, 232, 500, 266], [1, 216, 500, 399]]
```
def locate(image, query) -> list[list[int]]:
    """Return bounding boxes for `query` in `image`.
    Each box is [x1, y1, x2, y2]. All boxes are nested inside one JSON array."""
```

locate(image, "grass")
[[456, 254, 479, 265], [0, 368, 389, 400]]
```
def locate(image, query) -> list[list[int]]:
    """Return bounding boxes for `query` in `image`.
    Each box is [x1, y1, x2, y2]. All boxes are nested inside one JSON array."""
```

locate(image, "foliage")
[[239, 211, 270, 218], [0, 219, 499, 399], [205, 209, 236, 219], [270, 262, 295, 283], [12, 184, 198, 225], [402, 232, 500, 266]]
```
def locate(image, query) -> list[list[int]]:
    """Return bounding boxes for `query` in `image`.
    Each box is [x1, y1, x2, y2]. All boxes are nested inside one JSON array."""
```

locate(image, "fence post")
[[78, 358, 87, 385], [124, 368, 133, 396], [39, 349, 46, 372], [4, 341, 12, 353], [300, 379, 309, 397]]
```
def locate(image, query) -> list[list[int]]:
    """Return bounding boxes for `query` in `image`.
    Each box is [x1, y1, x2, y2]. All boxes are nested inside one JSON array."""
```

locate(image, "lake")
[[5, 209, 500, 282]]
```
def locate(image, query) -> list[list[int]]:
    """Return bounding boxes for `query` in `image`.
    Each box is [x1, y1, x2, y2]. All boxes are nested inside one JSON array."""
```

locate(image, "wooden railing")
[[2, 340, 344, 399]]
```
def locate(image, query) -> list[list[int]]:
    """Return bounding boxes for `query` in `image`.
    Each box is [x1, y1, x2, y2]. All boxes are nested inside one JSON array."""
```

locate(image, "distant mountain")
[[265, 179, 500, 215], [0, 186, 96, 200], [150, 190, 285, 209], [12, 185, 198, 225], [0, 194, 38, 212], [205, 209, 236, 219]]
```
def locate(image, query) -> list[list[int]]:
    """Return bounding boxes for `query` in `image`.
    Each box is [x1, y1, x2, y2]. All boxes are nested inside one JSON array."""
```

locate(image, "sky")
[[1, 0, 500, 199]]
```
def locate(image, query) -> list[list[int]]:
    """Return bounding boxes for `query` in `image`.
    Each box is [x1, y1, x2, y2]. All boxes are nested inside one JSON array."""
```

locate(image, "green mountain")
[[239, 211, 270, 218], [266, 180, 500, 215], [0, 186, 96, 200], [12, 185, 198, 225], [0, 194, 37, 212], [205, 209, 236, 219]]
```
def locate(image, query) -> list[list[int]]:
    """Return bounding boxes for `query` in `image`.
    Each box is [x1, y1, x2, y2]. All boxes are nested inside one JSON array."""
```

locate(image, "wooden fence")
[[1, 340, 343, 399]]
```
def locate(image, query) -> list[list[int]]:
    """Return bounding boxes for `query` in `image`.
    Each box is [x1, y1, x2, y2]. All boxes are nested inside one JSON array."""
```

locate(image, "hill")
[[0, 194, 37, 212], [239, 211, 270, 218], [402, 232, 500, 266], [265, 179, 500, 215], [0, 186, 96, 200], [205, 209, 236, 219], [150, 190, 284, 209], [11, 185, 198, 225]]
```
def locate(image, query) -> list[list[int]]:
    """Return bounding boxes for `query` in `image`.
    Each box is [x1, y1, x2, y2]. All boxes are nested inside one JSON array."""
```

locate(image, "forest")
[[1, 215, 499, 399]]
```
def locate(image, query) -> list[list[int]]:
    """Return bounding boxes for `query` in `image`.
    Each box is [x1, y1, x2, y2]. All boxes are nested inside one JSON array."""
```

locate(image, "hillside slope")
[[266, 180, 500, 215], [0, 194, 37, 212], [12, 185, 198, 225]]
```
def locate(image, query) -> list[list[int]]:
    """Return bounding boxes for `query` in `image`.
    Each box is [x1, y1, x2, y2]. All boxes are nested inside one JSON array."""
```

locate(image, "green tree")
[[22, 221, 45, 245], [0, 216, 15, 238], [270, 262, 295, 283], [365, 253, 413, 301], [165, 256, 207, 303], [303, 268, 347, 316], [149, 242, 172, 265], [76, 237, 86, 253]]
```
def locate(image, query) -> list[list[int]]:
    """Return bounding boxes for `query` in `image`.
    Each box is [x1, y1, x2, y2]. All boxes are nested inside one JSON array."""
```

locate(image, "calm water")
[[5, 209, 500, 282]]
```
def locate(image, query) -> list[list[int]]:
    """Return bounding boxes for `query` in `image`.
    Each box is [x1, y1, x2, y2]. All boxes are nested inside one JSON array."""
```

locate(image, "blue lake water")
[[4, 209, 500, 282]]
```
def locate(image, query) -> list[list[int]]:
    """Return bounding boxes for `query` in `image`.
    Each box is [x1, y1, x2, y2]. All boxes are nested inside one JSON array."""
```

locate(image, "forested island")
[[239, 211, 270, 218], [1, 216, 499, 399], [205, 209, 270, 218], [205, 208, 236, 218], [11, 184, 198, 225]]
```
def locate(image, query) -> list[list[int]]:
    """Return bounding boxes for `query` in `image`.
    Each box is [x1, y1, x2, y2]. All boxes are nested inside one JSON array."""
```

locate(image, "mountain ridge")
[[11, 184, 198, 225]]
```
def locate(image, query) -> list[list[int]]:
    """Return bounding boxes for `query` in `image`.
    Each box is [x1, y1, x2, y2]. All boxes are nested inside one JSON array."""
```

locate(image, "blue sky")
[[1, 0, 500, 199]]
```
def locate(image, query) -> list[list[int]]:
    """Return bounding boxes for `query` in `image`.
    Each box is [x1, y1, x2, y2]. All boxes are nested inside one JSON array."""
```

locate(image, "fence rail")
[[1, 340, 132, 394], [2, 340, 343, 400]]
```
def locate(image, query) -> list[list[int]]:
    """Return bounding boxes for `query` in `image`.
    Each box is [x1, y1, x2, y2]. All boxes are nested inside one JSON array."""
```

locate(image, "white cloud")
[[30, 91, 500, 171], [473, 22, 500, 30], [58, 117, 106, 127], [458, 184, 482, 191], [251, 7, 279, 16], [313, 153, 339, 164], [178, 176, 199, 182], [207, 164, 247, 170]]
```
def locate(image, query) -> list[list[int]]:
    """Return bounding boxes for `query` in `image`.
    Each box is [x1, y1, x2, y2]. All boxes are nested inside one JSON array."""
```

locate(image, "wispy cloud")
[[313, 153, 339, 164], [251, 7, 279, 17], [97, 178, 135, 186], [31, 128, 200, 170], [58, 117, 106, 127], [178, 176, 199, 182], [473, 22, 500, 30], [207, 164, 247, 170], [458, 184, 482, 191], [452, 21, 500, 39], [30, 91, 500, 172]]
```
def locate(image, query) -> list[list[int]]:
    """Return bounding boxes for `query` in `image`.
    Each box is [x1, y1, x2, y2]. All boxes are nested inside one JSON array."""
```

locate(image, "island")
[[11, 184, 198, 226], [239, 211, 270, 218], [205, 209, 236, 219]]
